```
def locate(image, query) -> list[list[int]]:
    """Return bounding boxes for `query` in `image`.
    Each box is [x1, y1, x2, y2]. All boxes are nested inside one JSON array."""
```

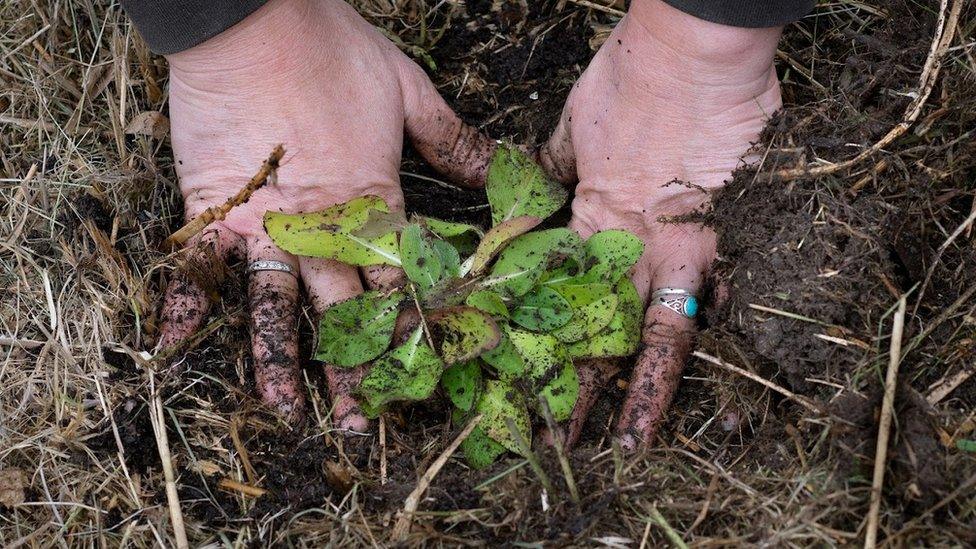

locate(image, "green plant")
[[264, 145, 644, 467]]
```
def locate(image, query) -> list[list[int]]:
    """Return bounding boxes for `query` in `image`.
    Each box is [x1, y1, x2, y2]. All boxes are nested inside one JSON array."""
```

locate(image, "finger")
[[158, 226, 241, 351], [362, 265, 407, 292], [247, 237, 305, 423], [300, 257, 371, 433], [398, 58, 496, 187], [563, 358, 622, 448], [537, 98, 576, 184], [614, 301, 697, 451]]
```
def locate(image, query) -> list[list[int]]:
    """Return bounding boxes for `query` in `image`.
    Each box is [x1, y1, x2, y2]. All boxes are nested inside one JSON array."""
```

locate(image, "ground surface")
[[1, 0, 975, 547]]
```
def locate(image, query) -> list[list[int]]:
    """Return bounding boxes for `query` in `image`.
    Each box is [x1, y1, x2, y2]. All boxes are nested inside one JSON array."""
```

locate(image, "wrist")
[[625, 0, 782, 84], [166, 0, 329, 89]]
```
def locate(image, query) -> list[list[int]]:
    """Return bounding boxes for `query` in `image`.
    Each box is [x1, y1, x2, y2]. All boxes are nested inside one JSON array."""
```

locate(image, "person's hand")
[[538, 0, 783, 449], [157, 0, 492, 432]]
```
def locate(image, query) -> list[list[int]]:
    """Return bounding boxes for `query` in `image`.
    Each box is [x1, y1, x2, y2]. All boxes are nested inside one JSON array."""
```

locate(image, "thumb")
[[398, 58, 495, 188], [537, 98, 576, 185]]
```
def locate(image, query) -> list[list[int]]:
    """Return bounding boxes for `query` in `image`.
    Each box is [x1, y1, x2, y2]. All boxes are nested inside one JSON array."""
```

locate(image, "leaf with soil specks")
[[428, 307, 501, 364], [124, 111, 169, 138], [567, 278, 641, 359], [442, 360, 482, 412], [465, 215, 541, 275], [538, 359, 579, 421], [511, 286, 572, 331], [265, 196, 401, 266], [316, 290, 404, 367], [551, 284, 618, 342], [417, 216, 483, 255], [400, 224, 445, 291], [486, 144, 567, 225], [480, 329, 526, 378], [478, 379, 531, 455], [460, 424, 508, 469], [505, 328, 578, 420], [0, 468, 26, 507], [356, 327, 443, 417], [482, 228, 582, 298], [579, 230, 644, 284], [465, 290, 509, 318]]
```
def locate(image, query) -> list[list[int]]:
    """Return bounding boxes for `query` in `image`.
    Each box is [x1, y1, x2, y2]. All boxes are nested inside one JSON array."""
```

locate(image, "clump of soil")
[[705, 0, 976, 507]]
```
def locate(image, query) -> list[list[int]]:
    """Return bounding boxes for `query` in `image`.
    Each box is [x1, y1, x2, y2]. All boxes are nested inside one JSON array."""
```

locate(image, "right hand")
[[157, 0, 493, 432]]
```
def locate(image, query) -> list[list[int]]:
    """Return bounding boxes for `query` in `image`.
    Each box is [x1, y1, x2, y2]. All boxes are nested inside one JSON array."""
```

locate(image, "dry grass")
[[2, 0, 975, 547]]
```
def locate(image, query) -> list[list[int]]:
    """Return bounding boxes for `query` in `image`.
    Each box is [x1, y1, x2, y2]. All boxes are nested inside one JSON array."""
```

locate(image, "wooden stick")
[[538, 397, 581, 504], [865, 296, 907, 549], [505, 416, 556, 500], [391, 415, 482, 541], [218, 478, 267, 498], [163, 144, 284, 250], [379, 416, 388, 485], [148, 373, 189, 549], [926, 363, 975, 405], [772, 0, 960, 181], [693, 351, 825, 415]]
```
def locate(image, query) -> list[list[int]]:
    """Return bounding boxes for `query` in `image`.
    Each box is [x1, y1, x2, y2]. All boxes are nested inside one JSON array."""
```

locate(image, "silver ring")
[[247, 260, 296, 277], [651, 288, 699, 318]]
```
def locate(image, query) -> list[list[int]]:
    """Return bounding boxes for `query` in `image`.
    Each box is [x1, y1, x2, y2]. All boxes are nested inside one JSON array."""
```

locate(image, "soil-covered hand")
[[539, 0, 783, 449], [158, 0, 492, 431]]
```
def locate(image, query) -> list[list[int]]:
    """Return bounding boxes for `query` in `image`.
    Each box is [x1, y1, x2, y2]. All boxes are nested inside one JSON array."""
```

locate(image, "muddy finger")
[[158, 226, 241, 352], [247, 237, 305, 424], [300, 256, 370, 433], [614, 305, 695, 450]]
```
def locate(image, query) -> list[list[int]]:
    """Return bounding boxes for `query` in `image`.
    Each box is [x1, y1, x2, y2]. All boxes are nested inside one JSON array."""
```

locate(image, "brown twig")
[[218, 478, 267, 498], [148, 372, 189, 549], [391, 415, 482, 541], [162, 144, 284, 250], [772, 0, 960, 181], [865, 295, 907, 549], [539, 397, 581, 504], [693, 351, 825, 415]]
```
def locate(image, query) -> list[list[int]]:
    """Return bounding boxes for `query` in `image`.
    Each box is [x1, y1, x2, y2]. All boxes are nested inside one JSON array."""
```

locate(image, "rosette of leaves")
[[264, 144, 644, 467]]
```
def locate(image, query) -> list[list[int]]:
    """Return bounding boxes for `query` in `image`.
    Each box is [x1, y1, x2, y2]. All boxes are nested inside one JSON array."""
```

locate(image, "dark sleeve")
[[122, 0, 269, 55], [661, 0, 814, 28]]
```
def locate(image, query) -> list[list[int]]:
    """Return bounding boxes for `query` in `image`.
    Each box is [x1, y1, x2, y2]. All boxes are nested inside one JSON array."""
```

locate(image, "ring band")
[[651, 288, 699, 319], [247, 260, 296, 277]]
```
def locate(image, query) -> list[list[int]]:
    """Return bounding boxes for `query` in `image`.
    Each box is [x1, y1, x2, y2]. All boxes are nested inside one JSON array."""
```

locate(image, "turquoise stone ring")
[[651, 288, 699, 319]]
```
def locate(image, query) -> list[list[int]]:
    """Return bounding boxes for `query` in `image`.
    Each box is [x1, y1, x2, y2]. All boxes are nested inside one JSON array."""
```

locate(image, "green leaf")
[[552, 293, 619, 343], [460, 425, 507, 469], [356, 327, 444, 417], [417, 216, 483, 255], [264, 196, 401, 266], [434, 239, 461, 279], [316, 290, 404, 367], [428, 307, 501, 364], [506, 329, 579, 421], [465, 215, 542, 276], [482, 229, 583, 299], [441, 360, 482, 412], [567, 278, 642, 359], [486, 144, 568, 225], [418, 216, 484, 239], [957, 439, 976, 452], [539, 360, 579, 421], [400, 224, 444, 290], [478, 379, 531, 455], [579, 230, 644, 284], [466, 290, 510, 318], [549, 283, 618, 343], [511, 286, 572, 331], [480, 329, 526, 378]]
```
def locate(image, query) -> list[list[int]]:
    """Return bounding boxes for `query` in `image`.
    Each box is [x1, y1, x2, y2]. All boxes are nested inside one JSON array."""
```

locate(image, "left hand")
[[538, 0, 783, 449]]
